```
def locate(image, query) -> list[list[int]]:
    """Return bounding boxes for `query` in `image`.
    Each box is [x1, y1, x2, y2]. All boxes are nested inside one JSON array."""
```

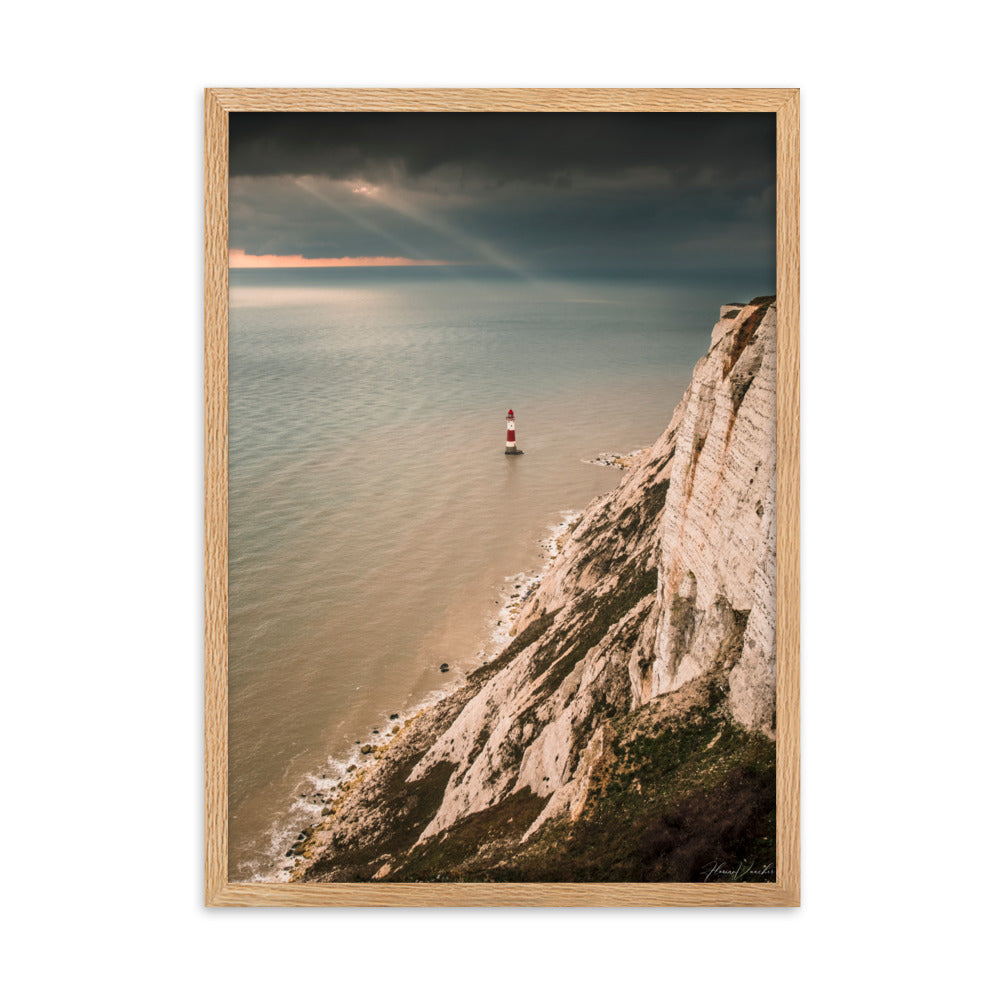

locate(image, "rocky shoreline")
[[272, 512, 585, 882], [582, 447, 650, 470]]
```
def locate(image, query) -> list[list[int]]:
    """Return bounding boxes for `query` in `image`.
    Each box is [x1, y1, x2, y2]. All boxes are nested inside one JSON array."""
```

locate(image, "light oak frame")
[[205, 88, 800, 907]]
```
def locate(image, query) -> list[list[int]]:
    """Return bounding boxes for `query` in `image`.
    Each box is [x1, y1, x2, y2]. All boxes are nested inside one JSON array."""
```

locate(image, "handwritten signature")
[[700, 860, 775, 882]]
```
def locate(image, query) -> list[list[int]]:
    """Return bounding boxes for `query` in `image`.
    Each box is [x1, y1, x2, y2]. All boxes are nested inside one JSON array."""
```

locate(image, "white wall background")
[[3, 2, 997, 997]]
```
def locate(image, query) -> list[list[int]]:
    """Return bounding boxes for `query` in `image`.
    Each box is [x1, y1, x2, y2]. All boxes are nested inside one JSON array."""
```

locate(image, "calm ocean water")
[[228, 268, 763, 880]]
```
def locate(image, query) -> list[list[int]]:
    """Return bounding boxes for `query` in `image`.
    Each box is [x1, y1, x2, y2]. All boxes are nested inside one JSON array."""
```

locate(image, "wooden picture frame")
[[205, 88, 799, 906]]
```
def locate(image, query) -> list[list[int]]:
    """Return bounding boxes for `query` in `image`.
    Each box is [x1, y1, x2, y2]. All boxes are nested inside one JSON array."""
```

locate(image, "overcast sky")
[[229, 113, 776, 282]]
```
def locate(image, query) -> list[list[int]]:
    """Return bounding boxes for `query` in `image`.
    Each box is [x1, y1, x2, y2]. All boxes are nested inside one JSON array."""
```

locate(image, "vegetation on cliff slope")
[[389, 670, 775, 883], [303, 665, 775, 884]]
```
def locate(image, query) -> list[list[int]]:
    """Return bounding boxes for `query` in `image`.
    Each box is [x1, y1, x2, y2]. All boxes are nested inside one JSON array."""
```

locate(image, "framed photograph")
[[205, 88, 799, 906]]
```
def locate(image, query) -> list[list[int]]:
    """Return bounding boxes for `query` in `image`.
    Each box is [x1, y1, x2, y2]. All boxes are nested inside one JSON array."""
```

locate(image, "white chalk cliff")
[[296, 298, 778, 882]]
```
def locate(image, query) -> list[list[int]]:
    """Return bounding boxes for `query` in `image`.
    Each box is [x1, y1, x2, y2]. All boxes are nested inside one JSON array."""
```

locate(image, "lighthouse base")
[[505, 447, 523, 455]]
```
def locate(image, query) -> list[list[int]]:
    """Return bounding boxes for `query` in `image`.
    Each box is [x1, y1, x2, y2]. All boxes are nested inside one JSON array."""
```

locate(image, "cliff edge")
[[292, 297, 778, 883]]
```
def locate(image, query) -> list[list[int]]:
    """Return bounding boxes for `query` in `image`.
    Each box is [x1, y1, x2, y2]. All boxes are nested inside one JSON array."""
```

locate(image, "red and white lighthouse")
[[505, 409, 522, 455]]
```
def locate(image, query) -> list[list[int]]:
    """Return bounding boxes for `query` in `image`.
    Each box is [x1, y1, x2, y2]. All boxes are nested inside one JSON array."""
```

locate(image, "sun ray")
[[293, 177, 434, 262]]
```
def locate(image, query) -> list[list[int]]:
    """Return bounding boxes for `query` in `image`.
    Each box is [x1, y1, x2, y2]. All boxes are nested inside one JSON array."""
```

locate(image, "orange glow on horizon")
[[229, 249, 450, 269]]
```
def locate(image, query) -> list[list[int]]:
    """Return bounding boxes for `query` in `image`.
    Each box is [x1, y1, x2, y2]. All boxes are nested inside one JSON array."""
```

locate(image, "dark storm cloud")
[[228, 112, 776, 280], [230, 112, 774, 188]]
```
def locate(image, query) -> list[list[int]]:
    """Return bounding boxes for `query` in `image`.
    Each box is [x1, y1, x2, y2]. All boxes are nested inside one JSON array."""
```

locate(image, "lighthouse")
[[505, 409, 522, 455]]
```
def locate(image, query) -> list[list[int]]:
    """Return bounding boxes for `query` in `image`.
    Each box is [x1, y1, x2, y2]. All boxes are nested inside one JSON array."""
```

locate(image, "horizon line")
[[229, 249, 455, 269]]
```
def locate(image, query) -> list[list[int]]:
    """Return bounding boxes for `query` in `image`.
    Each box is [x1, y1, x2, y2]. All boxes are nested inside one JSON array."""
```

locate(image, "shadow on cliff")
[[637, 766, 776, 882]]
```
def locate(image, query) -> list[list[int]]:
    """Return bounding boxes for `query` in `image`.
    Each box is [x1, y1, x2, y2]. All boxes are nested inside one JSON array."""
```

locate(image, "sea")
[[228, 266, 767, 881]]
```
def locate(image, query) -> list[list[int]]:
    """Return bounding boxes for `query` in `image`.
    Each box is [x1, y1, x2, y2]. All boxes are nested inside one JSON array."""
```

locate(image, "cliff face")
[[294, 298, 778, 883], [650, 298, 777, 732]]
